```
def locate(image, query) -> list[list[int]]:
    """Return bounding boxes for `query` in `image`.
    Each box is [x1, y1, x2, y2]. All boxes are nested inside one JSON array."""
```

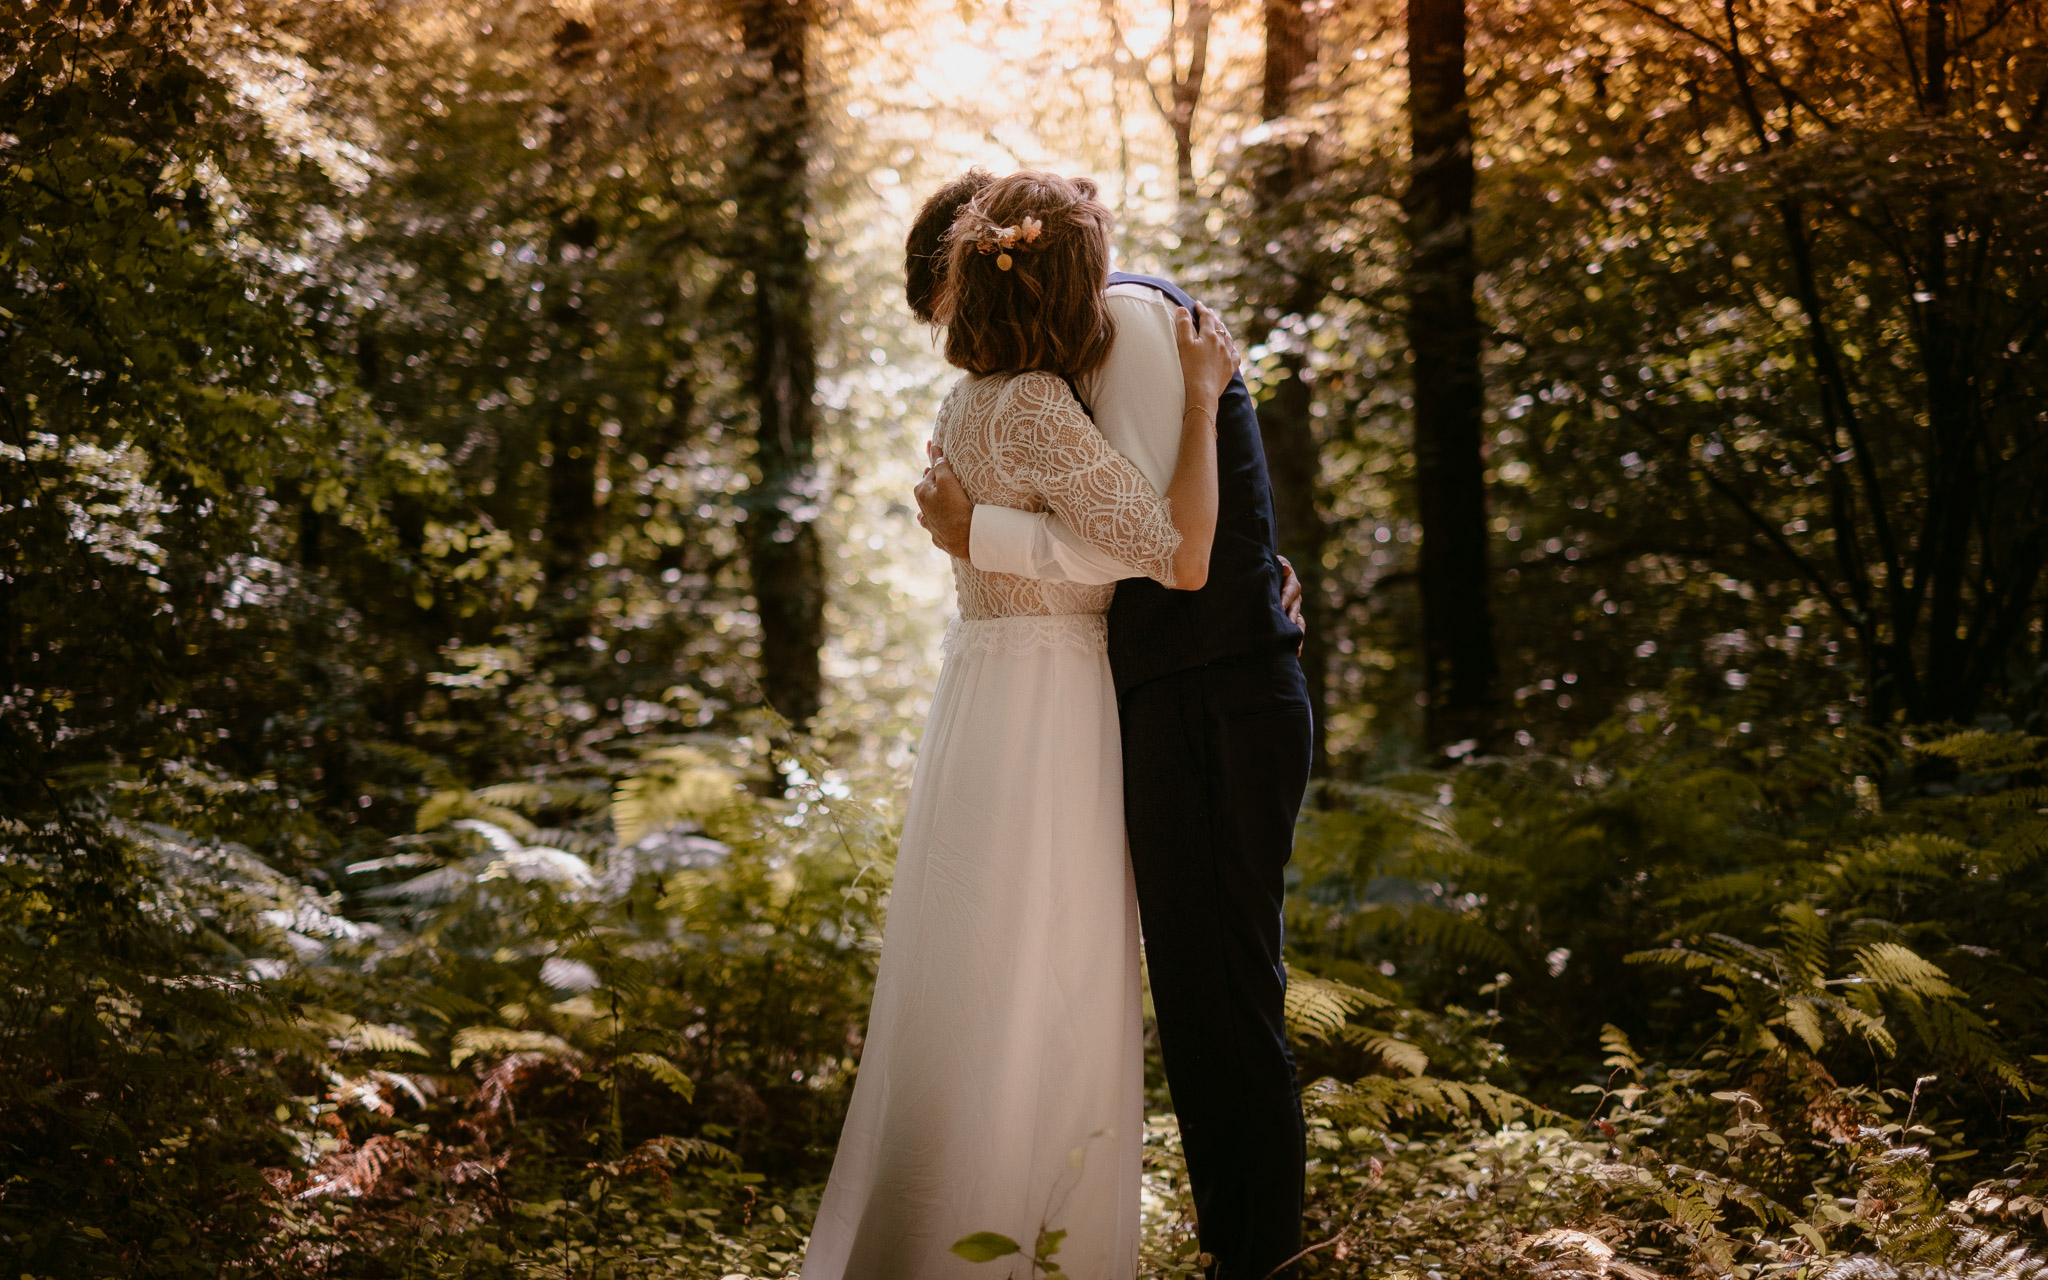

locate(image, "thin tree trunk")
[[1404, 0, 1497, 754], [1925, 0, 1950, 114], [1170, 0, 1213, 203], [1691, 0, 2045, 728], [541, 23, 605, 624], [735, 0, 825, 727], [543, 397, 602, 589], [1262, 0, 1313, 125], [1260, 330, 1330, 772], [1916, 0, 1975, 724], [1255, 0, 1331, 775], [1101, 0, 1211, 207]]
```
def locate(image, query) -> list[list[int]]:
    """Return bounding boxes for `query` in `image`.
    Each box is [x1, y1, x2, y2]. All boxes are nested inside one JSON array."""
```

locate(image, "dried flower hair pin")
[[983, 215, 1045, 270]]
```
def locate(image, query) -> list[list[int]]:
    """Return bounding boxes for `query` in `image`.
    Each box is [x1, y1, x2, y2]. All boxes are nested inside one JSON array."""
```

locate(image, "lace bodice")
[[934, 372, 1180, 620]]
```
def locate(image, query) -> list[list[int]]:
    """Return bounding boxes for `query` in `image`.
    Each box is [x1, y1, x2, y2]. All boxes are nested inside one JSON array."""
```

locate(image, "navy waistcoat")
[[1100, 272, 1303, 694]]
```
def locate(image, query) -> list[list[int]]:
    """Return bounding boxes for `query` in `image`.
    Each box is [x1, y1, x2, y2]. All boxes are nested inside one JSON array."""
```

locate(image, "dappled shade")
[[5, 0, 2048, 1274]]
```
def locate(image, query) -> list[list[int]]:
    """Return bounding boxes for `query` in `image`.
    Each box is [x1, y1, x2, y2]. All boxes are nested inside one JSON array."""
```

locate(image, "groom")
[[907, 171, 1314, 1280]]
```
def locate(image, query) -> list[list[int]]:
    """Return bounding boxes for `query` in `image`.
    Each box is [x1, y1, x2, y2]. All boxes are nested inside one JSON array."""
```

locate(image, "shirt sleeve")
[[967, 504, 1140, 585], [988, 373, 1180, 587]]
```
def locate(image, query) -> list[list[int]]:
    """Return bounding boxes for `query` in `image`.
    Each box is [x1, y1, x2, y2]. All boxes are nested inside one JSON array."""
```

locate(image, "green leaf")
[[949, 1232, 1022, 1263], [450, 1027, 576, 1067], [624, 1051, 695, 1101], [353, 1022, 430, 1056], [611, 747, 736, 846]]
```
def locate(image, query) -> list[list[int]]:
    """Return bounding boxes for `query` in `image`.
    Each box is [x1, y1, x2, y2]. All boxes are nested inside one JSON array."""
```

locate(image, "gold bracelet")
[[1183, 404, 1217, 435]]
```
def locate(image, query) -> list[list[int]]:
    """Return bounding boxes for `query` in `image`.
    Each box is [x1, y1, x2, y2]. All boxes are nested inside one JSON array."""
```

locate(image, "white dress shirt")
[[964, 283, 1187, 585]]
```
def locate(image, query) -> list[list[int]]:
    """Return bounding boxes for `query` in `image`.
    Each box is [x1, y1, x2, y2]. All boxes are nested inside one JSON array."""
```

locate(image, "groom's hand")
[[1277, 555, 1306, 651], [915, 447, 974, 559]]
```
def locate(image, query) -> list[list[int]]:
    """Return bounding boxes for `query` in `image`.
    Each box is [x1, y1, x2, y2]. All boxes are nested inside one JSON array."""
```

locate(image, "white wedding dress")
[[802, 372, 1184, 1280]]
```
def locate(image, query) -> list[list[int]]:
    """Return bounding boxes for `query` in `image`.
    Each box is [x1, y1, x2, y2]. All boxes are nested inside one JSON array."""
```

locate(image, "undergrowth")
[[6, 707, 2048, 1277]]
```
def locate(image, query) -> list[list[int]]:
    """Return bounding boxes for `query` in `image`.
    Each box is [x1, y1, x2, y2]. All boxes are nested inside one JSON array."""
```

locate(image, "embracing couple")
[[802, 169, 1313, 1280]]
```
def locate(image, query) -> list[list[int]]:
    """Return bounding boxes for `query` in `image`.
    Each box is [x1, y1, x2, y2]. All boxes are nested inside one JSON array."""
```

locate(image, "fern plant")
[[1629, 901, 2025, 1092], [246, 729, 894, 1273], [1291, 707, 2048, 1168]]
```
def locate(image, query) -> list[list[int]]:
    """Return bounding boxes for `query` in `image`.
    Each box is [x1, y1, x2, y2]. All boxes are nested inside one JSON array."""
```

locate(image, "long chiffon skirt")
[[801, 614, 1144, 1280]]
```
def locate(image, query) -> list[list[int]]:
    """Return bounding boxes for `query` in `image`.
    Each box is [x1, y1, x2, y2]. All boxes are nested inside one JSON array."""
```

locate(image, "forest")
[[4, 0, 2048, 1275]]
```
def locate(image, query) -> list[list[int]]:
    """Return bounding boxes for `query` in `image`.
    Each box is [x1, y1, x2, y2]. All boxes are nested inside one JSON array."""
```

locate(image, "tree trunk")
[[1404, 0, 1497, 755], [541, 24, 606, 626], [1255, 0, 1331, 775], [1261, 0, 1313, 124], [543, 401, 602, 589], [1260, 332, 1330, 773], [735, 0, 825, 727], [1915, 0, 1972, 725], [1170, 0, 1214, 203]]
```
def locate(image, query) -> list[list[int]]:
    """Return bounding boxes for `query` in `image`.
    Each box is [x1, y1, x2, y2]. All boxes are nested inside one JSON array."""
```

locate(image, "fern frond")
[[1893, 998, 2027, 1092], [363, 741, 462, 791], [1984, 820, 2048, 876], [1914, 730, 2045, 774], [1668, 869, 1775, 908], [410, 986, 494, 1021], [1777, 901, 1832, 987], [1628, 944, 1760, 990], [1342, 1030, 1430, 1077], [1396, 902, 1522, 969], [1283, 968, 1390, 1044], [1815, 994, 1898, 1055], [1707, 931, 1800, 982], [476, 844, 596, 888], [416, 790, 539, 838], [1948, 1229, 2048, 1279], [623, 1052, 695, 1101], [1777, 996, 1829, 1053], [1600, 1024, 1643, 1077], [1853, 943, 1967, 1001], [363, 864, 476, 903], [352, 1023, 430, 1056], [450, 1026, 578, 1067], [635, 1135, 742, 1169], [475, 781, 606, 813], [611, 747, 737, 847], [1307, 1072, 1532, 1131]]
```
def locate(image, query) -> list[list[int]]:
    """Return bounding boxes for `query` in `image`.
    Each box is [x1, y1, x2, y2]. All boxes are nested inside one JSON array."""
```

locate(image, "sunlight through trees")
[[6, 0, 2048, 1273]]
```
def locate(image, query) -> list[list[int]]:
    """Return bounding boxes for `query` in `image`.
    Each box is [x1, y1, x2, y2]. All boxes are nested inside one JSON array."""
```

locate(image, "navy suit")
[[1104, 273, 1312, 1280]]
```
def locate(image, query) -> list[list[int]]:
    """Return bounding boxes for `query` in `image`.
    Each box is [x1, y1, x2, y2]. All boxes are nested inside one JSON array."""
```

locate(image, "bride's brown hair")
[[933, 171, 1116, 380]]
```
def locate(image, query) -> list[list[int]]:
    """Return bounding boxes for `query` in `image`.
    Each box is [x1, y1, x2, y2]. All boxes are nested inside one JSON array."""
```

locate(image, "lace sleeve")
[[988, 373, 1180, 587]]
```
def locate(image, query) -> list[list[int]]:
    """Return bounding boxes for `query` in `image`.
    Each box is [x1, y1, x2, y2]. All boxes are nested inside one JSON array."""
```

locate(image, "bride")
[[801, 170, 1238, 1280]]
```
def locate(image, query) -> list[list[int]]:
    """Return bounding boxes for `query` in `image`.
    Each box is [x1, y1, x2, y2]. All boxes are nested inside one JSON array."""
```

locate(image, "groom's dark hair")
[[905, 169, 994, 324]]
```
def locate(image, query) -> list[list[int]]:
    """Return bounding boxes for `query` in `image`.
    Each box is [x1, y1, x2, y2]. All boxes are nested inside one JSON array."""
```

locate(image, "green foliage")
[[11, 0, 2048, 1275], [951, 1231, 1024, 1263], [1, 728, 886, 1276], [1291, 704, 2048, 1126], [0, 6, 892, 1264], [1269, 707, 2048, 1275], [0, 811, 317, 1274], [1190, 0, 2048, 757], [951, 1221, 1074, 1278], [1245, 986, 2048, 1279]]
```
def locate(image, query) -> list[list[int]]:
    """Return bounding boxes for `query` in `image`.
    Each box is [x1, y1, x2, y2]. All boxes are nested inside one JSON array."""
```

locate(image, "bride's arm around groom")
[[940, 280, 1204, 585]]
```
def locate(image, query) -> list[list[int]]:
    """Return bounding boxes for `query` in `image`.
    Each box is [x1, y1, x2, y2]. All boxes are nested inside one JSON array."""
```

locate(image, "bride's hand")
[[915, 447, 974, 559], [1174, 301, 1238, 411]]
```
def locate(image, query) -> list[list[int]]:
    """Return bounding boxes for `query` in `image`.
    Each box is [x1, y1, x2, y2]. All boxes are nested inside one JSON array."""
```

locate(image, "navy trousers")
[[1120, 649, 1313, 1280]]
